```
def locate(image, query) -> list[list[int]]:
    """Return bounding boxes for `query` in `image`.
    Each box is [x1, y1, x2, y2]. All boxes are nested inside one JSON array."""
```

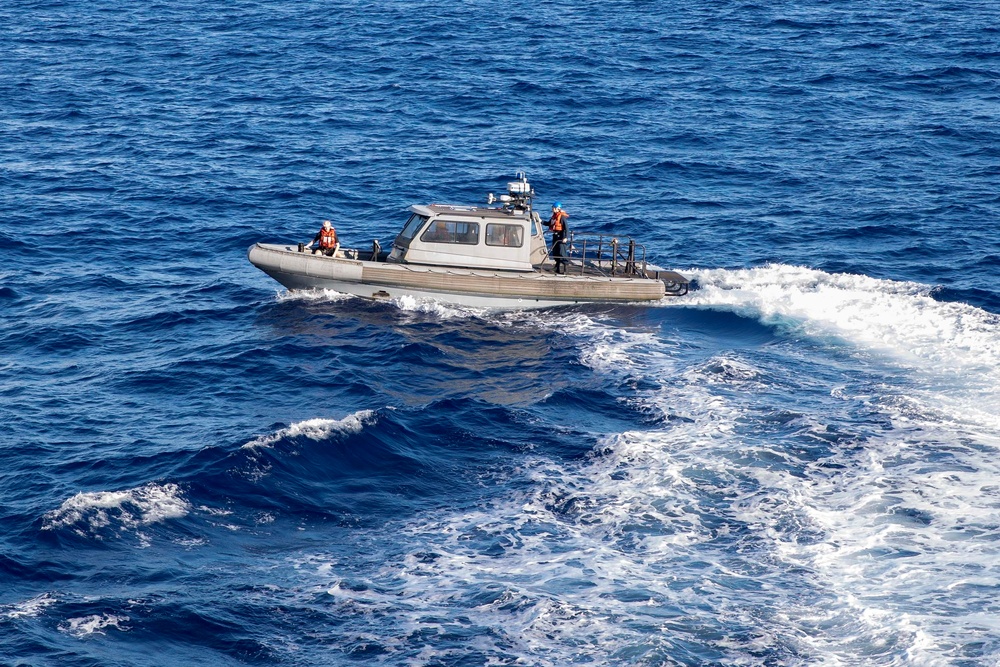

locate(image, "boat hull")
[[248, 243, 673, 310]]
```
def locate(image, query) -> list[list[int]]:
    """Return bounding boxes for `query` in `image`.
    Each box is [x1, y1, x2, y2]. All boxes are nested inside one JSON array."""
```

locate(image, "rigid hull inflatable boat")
[[248, 174, 688, 310]]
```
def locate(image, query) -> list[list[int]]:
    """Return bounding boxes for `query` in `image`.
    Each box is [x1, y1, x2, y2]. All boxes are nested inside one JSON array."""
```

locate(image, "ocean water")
[[2, 0, 999, 665]]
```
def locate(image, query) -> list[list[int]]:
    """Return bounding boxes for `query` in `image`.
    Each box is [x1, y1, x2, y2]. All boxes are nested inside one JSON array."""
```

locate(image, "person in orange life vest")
[[546, 201, 569, 275], [307, 220, 339, 256]]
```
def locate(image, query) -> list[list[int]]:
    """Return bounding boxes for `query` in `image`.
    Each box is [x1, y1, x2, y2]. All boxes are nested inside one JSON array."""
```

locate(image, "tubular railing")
[[563, 232, 649, 278]]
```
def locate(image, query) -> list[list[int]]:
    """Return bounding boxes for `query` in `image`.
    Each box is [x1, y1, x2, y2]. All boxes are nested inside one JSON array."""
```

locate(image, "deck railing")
[[563, 233, 649, 278]]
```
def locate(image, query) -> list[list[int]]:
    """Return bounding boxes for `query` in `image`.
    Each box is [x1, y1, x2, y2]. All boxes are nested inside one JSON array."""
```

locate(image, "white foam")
[[685, 264, 1000, 378], [242, 409, 375, 450], [58, 613, 129, 637], [3, 593, 57, 620], [390, 294, 488, 319], [42, 482, 190, 536], [765, 407, 1000, 661], [275, 288, 355, 303], [275, 284, 490, 319]]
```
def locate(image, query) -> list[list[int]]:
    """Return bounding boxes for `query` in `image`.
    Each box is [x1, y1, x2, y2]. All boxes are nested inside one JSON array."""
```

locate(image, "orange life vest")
[[319, 226, 338, 249], [549, 210, 568, 233]]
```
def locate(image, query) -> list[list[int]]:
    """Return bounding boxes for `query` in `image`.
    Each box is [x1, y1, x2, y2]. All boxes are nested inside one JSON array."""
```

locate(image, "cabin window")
[[399, 214, 429, 241], [420, 220, 480, 245], [485, 223, 524, 248]]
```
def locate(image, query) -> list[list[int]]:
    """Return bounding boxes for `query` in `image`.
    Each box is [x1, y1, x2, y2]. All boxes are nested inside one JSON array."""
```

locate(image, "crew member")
[[307, 220, 339, 257], [546, 201, 569, 275]]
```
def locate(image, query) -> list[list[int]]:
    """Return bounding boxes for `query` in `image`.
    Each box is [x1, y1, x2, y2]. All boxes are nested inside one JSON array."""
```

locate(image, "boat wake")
[[681, 264, 1000, 432], [287, 266, 1000, 664], [682, 264, 1000, 379]]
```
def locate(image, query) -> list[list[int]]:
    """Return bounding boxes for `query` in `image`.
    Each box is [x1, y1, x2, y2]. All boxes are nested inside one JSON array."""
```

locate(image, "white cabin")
[[388, 204, 549, 272]]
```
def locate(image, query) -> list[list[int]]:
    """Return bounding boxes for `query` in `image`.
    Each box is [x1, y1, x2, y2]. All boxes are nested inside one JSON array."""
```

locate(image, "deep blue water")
[[2, 1, 999, 664]]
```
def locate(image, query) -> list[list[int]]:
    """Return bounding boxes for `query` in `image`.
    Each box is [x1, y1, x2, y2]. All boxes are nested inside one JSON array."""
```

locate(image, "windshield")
[[398, 213, 429, 241]]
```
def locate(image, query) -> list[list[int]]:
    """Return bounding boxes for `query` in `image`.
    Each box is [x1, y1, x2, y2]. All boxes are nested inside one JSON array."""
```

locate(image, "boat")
[[247, 173, 689, 310]]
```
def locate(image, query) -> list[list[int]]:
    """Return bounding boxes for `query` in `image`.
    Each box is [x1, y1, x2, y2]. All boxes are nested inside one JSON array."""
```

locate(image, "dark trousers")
[[551, 236, 568, 274]]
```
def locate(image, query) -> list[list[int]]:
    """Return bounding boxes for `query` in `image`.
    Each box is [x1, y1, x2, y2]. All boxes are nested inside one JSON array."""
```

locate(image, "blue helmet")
[[552, 201, 562, 209]]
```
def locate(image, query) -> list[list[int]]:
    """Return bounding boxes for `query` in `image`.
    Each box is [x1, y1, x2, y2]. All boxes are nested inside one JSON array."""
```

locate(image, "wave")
[[229, 405, 534, 521], [42, 482, 190, 539], [242, 410, 375, 450], [42, 483, 191, 530], [37, 407, 500, 549]]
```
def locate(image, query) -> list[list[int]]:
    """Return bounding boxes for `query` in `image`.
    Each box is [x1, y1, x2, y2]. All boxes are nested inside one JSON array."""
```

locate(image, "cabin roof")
[[410, 204, 532, 221]]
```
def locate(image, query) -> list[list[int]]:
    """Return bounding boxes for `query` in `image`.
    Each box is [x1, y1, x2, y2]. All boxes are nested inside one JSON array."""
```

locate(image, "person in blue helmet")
[[546, 201, 570, 274]]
